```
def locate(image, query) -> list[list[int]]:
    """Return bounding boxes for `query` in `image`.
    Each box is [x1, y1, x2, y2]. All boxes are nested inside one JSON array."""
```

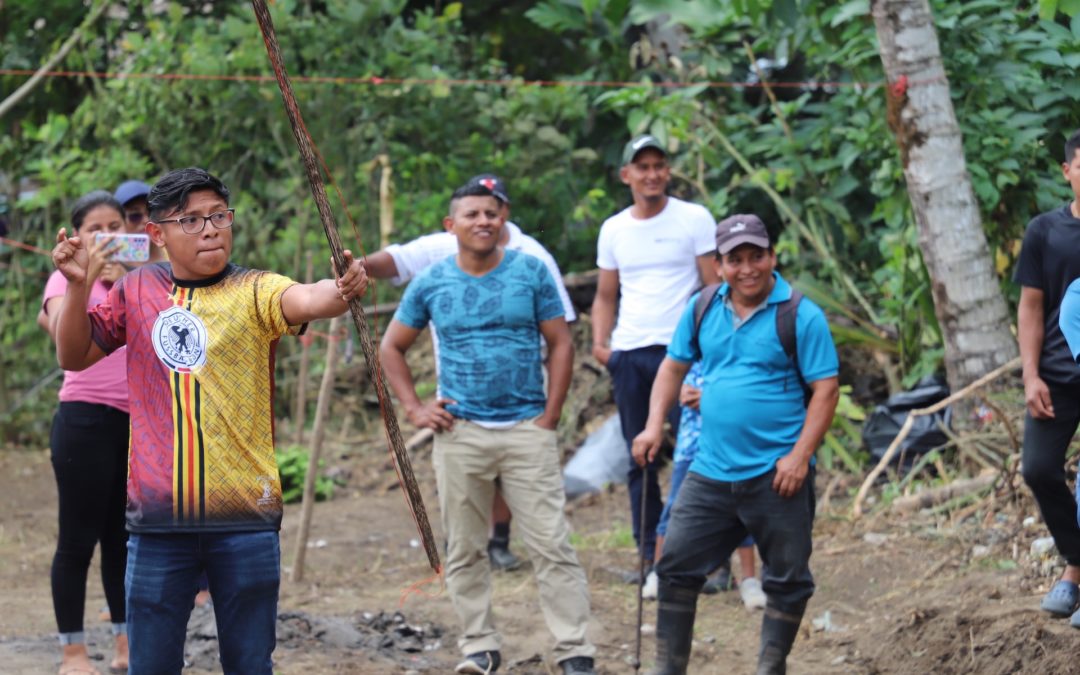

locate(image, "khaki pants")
[[433, 419, 595, 662]]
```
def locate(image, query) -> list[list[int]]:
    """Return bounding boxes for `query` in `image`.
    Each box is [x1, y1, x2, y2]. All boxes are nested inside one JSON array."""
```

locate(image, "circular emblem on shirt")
[[152, 306, 208, 373]]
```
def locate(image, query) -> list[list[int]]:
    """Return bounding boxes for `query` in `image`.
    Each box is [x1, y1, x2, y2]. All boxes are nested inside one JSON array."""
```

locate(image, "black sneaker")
[[488, 540, 523, 572], [701, 565, 734, 595], [560, 656, 596, 675], [455, 650, 501, 674]]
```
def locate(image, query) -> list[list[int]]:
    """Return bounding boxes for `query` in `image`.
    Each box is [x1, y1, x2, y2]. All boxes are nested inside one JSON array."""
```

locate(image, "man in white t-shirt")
[[591, 135, 719, 573], [364, 174, 576, 573]]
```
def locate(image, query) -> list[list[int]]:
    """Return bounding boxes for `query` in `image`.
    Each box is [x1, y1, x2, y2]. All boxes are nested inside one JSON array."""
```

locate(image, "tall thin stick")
[[251, 0, 440, 573], [633, 465, 650, 671], [291, 315, 342, 582]]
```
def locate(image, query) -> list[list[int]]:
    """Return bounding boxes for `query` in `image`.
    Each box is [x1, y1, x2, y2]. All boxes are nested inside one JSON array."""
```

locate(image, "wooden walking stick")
[[250, 0, 440, 574], [633, 464, 650, 671]]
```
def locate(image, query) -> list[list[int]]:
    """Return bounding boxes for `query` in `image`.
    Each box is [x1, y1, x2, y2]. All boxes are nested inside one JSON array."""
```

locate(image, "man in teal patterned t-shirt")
[[380, 182, 596, 675]]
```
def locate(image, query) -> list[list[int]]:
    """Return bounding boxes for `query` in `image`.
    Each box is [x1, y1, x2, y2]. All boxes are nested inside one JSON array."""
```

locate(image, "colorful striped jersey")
[[88, 262, 302, 533]]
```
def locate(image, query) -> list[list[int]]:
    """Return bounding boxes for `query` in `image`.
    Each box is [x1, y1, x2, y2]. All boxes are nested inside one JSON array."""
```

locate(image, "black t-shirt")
[[1014, 204, 1080, 387]]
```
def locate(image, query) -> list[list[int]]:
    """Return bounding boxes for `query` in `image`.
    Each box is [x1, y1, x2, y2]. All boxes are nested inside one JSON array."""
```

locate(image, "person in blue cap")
[[114, 180, 165, 263]]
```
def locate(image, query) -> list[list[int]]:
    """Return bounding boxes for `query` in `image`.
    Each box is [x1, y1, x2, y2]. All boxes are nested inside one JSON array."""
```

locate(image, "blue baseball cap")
[[114, 180, 151, 207]]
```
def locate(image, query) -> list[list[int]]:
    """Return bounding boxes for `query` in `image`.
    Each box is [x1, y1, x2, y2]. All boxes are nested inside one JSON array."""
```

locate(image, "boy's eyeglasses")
[[154, 209, 235, 235]]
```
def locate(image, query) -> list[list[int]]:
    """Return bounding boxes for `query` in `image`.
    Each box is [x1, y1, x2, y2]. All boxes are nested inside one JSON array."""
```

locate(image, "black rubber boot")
[[755, 600, 807, 675], [647, 582, 699, 675]]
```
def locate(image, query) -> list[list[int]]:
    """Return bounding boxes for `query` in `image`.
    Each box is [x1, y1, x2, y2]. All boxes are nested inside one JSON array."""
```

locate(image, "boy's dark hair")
[[71, 190, 123, 231], [448, 181, 501, 215], [1065, 129, 1080, 165], [148, 168, 230, 220]]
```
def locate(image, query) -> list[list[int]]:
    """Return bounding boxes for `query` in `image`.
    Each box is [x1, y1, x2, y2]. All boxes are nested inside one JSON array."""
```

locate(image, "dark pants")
[[608, 345, 680, 561], [50, 401, 130, 635], [657, 468, 816, 609], [1022, 385, 1080, 566]]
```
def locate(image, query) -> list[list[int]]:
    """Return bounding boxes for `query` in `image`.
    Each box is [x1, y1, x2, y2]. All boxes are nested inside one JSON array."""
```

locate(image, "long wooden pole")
[[251, 0, 440, 573], [291, 315, 342, 582]]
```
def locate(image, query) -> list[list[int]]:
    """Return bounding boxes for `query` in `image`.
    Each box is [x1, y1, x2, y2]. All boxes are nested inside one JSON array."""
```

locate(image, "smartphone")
[[95, 233, 150, 262]]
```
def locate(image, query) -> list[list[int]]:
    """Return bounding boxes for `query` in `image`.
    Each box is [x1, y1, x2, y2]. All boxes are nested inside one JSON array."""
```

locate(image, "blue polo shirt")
[[1060, 277, 1080, 364], [667, 272, 839, 481]]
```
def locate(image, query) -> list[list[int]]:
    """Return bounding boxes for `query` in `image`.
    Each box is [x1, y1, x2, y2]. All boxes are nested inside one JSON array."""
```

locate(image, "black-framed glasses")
[[155, 209, 235, 235]]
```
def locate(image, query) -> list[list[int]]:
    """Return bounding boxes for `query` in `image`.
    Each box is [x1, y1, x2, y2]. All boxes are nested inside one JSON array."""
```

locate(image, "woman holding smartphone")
[[41, 190, 130, 675]]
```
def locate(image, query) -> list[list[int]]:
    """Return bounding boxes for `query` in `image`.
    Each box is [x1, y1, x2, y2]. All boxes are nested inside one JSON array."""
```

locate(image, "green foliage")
[[275, 445, 334, 504], [4, 0, 1078, 461]]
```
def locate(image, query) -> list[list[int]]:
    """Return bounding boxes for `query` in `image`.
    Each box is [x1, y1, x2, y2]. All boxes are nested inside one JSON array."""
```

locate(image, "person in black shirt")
[[1015, 128, 1080, 621]]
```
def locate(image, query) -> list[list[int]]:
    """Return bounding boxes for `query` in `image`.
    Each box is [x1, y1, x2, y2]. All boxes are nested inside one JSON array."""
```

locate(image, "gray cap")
[[715, 214, 770, 255], [622, 134, 666, 165]]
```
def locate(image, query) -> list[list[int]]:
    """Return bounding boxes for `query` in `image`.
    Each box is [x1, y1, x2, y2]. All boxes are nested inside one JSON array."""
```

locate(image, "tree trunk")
[[872, 0, 1018, 391]]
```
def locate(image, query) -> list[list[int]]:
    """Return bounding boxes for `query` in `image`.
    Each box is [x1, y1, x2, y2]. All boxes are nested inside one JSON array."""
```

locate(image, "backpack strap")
[[775, 288, 811, 403], [691, 283, 723, 354]]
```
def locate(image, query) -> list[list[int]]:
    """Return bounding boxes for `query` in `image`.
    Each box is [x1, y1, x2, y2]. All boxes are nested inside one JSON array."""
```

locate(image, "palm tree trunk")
[[872, 0, 1018, 390]]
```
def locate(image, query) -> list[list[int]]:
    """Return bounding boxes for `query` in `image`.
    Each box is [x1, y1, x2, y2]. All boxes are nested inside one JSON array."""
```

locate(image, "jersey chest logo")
[[152, 306, 208, 373]]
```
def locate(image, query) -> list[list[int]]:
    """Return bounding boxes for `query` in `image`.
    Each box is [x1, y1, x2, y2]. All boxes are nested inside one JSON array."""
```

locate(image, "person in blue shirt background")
[[380, 182, 596, 675], [632, 214, 839, 675]]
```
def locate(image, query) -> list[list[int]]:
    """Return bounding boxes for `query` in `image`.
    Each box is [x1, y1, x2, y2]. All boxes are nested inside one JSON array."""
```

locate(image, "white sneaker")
[[641, 570, 659, 600], [739, 577, 766, 609]]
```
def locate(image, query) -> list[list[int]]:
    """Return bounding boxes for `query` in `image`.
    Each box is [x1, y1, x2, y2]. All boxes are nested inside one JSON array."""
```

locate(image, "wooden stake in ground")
[[251, 0, 440, 574], [293, 251, 315, 446], [377, 154, 394, 250], [852, 356, 1020, 518], [291, 315, 342, 583]]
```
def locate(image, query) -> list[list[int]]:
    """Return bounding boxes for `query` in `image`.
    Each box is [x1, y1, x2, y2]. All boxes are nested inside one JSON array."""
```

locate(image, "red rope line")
[[0, 67, 899, 90], [1, 236, 51, 256]]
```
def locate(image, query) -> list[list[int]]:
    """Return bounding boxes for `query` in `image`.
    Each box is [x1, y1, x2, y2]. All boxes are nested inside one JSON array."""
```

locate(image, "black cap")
[[465, 174, 509, 204]]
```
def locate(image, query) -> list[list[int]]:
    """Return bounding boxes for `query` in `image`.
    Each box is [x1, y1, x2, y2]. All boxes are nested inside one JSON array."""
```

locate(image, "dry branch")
[[852, 356, 1020, 518], [890, 471, 997, 514]]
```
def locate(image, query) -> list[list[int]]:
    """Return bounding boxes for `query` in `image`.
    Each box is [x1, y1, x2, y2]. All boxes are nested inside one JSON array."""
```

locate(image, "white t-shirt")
[[596, 196, 716, 350], [384, 221, 576, 321]]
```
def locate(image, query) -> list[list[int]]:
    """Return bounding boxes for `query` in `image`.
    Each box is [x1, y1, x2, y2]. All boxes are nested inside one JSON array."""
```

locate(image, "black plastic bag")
[[861, 374, 952, 471]]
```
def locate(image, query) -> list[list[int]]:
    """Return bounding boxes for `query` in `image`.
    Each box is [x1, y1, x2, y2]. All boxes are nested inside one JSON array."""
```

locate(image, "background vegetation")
[[3, 0, 1079, 450]]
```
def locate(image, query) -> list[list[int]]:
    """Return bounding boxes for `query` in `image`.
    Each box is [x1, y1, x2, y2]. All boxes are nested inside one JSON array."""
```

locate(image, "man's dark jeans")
[[657, 468, 816, 611], [607, 345, 680, 561]]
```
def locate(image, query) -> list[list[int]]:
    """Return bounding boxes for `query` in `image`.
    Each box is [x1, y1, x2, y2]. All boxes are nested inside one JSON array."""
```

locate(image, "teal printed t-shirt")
[[394, 248, 564, 422], [667, 272, 839, 481]]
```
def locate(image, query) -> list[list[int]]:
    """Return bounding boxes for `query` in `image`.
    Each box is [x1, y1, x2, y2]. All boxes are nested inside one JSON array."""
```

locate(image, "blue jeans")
[[607, 345, 680, 561], [658, 468, 815, 611], [126, 531, 280, 675]]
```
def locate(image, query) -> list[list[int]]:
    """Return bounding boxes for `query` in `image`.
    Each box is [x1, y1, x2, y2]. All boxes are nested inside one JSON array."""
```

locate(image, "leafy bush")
[[275, 444, 334, 504]]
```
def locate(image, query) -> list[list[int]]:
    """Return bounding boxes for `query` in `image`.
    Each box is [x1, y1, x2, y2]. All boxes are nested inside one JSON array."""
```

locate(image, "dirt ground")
[[1, 432, 1078, 675]]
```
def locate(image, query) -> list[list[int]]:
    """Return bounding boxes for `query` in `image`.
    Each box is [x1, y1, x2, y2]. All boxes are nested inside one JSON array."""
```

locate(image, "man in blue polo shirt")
[[632, 214, 839, 675]]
